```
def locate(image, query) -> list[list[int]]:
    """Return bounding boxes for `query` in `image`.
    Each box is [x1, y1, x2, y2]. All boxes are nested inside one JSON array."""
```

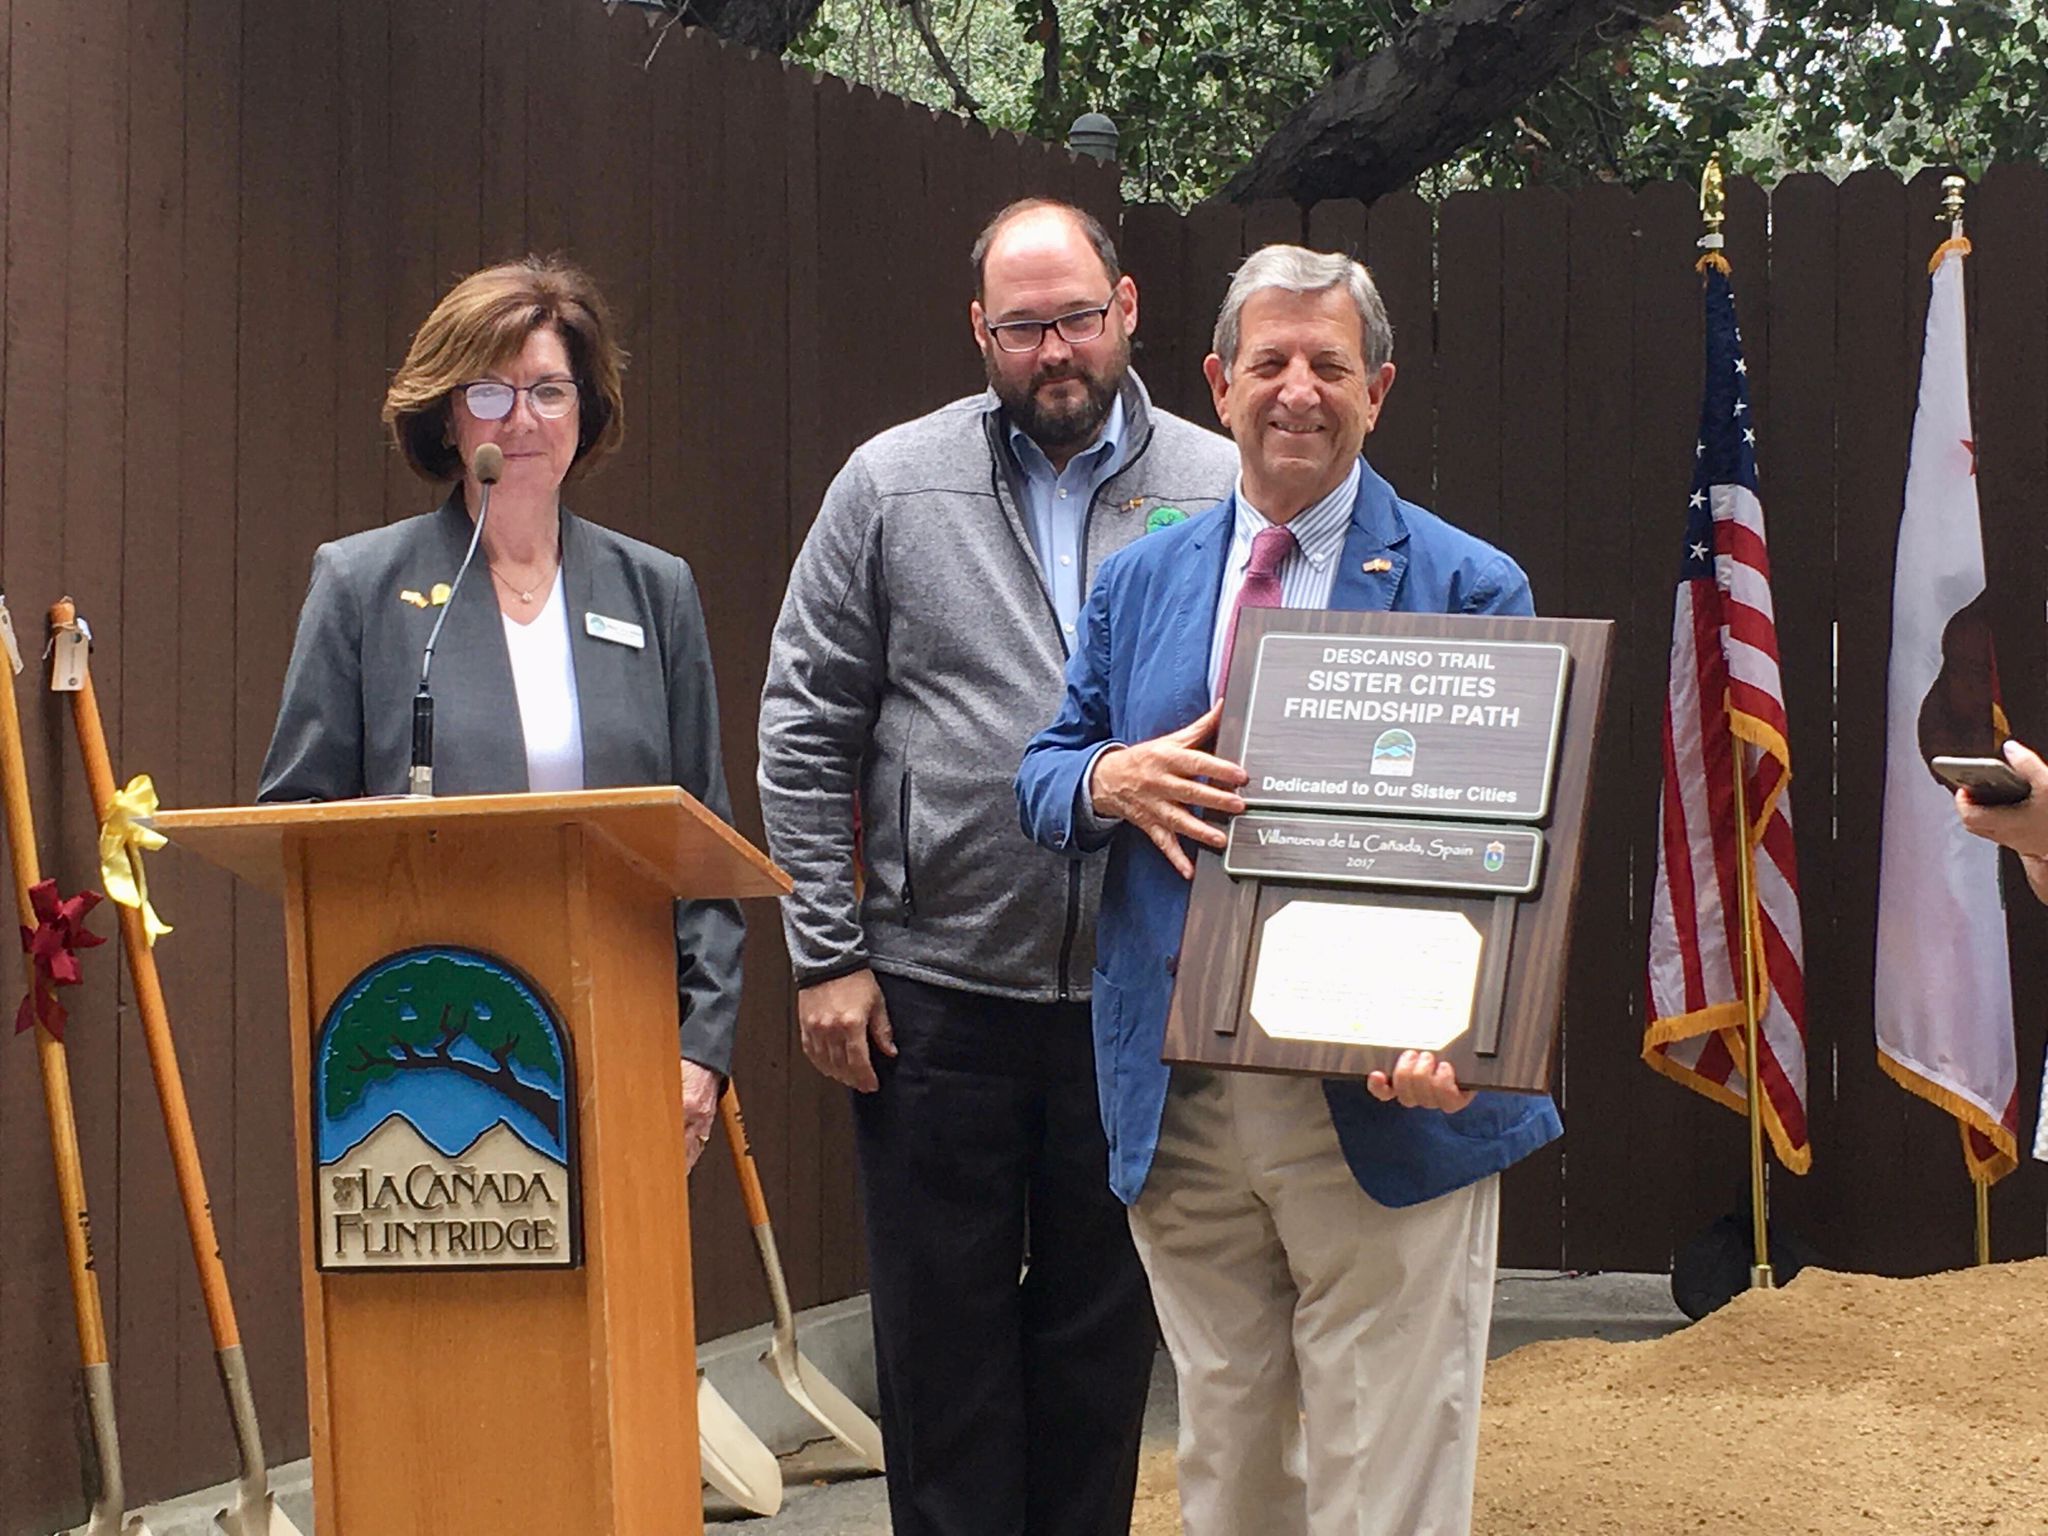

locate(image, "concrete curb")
[[1490, 1267, 1690, 1355]]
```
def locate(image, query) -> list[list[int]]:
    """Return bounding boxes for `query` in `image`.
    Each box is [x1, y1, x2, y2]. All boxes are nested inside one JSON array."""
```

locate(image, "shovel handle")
[[52, 599, 242, 1352], [0, 596, 110, 1369], [718, 1081, 774, 1231]]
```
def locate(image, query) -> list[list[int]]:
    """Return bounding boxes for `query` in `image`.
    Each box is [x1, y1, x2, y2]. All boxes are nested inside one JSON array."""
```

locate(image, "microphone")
[[408, 442, 504, 796]]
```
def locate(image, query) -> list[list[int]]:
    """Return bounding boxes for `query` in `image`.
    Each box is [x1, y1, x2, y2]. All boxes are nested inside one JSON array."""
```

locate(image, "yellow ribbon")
[[100, 774, 173, 946]]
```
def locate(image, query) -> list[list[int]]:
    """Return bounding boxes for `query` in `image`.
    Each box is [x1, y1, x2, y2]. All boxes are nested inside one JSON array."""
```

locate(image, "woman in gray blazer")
[[258, 254, 743, 1165]]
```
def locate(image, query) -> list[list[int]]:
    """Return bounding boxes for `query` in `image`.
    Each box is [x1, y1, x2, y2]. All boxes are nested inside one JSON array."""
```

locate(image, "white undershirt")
[[501, 569, 585, 792]]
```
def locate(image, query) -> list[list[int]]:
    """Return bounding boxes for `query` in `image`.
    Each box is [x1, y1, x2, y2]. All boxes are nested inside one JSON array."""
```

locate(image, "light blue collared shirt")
[[1004, 394, 1127, 643], [1205, 461, 1361, 697]]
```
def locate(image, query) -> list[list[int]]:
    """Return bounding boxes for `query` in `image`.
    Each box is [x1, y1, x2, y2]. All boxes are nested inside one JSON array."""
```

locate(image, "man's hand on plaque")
[[1366, 1050, 1477, 1114], [1090, 700, 1250, 879]]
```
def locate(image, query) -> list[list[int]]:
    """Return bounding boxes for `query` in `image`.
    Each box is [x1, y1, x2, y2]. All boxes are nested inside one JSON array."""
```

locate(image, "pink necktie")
[[1217, 524, 1297, 698]]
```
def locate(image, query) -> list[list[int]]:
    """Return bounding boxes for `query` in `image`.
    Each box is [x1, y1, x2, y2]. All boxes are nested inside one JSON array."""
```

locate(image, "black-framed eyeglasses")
[[459, 378, 579, 421], [986, 301, 1114, 354]]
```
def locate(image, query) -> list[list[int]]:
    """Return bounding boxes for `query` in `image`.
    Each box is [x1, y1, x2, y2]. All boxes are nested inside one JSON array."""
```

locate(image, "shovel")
[[48, 601, 301, 1536], [720, 1081, 886, 1470], [697, 1374, 783, 1516], [0, 594, 152, 1536]]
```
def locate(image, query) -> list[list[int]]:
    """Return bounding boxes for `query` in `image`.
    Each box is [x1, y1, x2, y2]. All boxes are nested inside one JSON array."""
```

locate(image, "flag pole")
[[1935, 169, 1995, 1270], [1701, 154, 1776, 1291], [1731, 750, 1775, 1289]]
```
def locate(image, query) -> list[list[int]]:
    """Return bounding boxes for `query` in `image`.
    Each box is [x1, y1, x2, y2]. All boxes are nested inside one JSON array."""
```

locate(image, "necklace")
[[489, 554, 558, 604]]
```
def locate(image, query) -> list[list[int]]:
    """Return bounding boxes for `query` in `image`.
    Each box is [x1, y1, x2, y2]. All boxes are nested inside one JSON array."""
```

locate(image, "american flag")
[[1643, 258, 1811, 1174]]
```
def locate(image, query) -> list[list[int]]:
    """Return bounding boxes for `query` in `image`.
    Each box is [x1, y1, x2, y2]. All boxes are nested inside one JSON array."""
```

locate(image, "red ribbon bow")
[[16, 879, 105, 1042]]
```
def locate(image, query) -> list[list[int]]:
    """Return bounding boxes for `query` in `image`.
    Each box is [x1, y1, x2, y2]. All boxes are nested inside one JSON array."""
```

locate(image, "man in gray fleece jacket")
[[758, 198, 1235, 1536]]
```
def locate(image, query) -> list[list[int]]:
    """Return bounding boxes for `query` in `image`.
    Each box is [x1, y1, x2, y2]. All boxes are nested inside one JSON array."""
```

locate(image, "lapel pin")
[[1362, 557, 1393, 574], [1145, 505, 1187, 533]]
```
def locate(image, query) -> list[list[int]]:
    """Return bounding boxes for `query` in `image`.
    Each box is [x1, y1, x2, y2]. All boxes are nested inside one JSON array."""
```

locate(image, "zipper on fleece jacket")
[[1056, 860, 1081, 1000]]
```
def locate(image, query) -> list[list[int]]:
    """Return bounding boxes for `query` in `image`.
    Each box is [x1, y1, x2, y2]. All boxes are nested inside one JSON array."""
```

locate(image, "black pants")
[[855, 973, 1156, 1536]]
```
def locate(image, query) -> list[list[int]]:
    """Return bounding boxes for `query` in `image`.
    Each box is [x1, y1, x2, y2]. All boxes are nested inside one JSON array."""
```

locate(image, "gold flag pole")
[[1732, 752, 1774, 1290], [1936, 170, 1994, 1269], [1702, 154, 1775, 1291]]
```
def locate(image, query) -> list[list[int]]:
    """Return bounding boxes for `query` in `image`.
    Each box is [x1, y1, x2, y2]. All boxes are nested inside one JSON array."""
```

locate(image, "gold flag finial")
[[1696, 154, 1729, 272], [1940, 173, 1968, 232], [1700, 154, 1726, 240]]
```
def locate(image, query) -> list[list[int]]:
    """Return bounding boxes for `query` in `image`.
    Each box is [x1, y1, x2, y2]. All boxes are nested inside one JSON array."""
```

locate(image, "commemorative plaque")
[[1162, 609, 1614, 1093]]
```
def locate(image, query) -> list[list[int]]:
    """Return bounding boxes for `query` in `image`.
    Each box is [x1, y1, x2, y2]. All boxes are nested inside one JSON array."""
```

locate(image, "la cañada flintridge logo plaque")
[[314, 946, 578, 1272]]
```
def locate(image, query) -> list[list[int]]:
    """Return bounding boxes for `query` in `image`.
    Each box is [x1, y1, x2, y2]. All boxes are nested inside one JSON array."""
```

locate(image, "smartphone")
[[1931, 755, 2031, 806]]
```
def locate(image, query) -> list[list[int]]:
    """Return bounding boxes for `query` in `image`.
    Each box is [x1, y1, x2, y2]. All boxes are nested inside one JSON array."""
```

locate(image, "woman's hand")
[[1956, 740, 2048, 908], [682, 1060, 721, 1171], [1956, 739, 2048, 859]]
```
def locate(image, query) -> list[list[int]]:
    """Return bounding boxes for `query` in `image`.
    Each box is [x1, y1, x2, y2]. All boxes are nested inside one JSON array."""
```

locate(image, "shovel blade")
[[699, 1376, 783, 1517], [213, 1488, 304, 1536], [64, 1512, 153, 1536], [764, 1339, 886, 1472]]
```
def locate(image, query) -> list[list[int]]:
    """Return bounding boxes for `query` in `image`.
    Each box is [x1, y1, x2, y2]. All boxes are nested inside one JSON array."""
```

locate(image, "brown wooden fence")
[[1124, 168, 2048, 1281], [7, 0, 2048, 1528], [0, 3, 1114, 1528]]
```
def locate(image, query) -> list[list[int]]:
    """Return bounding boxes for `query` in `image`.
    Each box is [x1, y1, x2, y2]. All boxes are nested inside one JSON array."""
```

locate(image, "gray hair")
[[1211, 245, 1393, 376]]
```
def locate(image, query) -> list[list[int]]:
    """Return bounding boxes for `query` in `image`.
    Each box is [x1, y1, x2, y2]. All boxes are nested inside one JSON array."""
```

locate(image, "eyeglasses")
[[985, 301, 1114, 354], [459, 378, 579, 420]]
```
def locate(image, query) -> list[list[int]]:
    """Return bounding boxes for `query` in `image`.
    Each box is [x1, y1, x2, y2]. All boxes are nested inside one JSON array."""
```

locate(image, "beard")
[[985, 332, 1130, 453]]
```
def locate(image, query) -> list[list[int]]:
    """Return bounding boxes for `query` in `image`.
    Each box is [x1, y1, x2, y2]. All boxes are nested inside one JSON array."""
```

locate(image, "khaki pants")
[[1129, 1069, 1499, 1536]]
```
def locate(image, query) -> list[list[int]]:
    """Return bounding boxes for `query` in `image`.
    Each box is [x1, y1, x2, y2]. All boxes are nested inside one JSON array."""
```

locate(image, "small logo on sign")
[[1370, 728, 1417, 777], [1484, 841, 1506, 872]]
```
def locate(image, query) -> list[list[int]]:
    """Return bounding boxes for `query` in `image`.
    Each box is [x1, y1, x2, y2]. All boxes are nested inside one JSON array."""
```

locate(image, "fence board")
[[55, 12, 133, 1511], [1362, 192, 1434, 503], [230, 0, 340, 1462], [1759, 173, 1841, 1261], [0, 3, 84, 1524], [479, 0, 531, 266], [1122, 204, 1188, 416], [1554, 182, 1649, 1269], [1830, 167, 1919, 1271], [1436, 192, 1503, 546], [1493, 184, 1570, 1263], [170, 0, 248, 1489], [1181, 202, 1242, 400], [114, 0, 200, 1496], [336, 3, 393, 538], [1242, 198, 1301, 253]]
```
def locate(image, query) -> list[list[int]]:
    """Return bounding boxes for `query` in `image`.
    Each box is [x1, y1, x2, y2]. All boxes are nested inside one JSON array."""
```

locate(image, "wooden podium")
[[153, 788, 789, 1536]]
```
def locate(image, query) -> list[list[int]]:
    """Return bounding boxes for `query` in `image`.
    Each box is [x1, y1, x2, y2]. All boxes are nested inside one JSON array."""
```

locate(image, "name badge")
[[584, 612, 645, 650]]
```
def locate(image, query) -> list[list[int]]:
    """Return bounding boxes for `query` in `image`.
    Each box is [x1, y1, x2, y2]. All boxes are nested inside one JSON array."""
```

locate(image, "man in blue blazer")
[[1016, 246, 1562, 1536]]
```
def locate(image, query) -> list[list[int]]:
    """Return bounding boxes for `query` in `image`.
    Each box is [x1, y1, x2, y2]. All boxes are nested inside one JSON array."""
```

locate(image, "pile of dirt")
[[1132, 1260, 2048, 1535]]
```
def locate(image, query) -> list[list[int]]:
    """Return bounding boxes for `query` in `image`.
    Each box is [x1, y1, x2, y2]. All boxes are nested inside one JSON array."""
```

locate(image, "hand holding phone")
[[1932, 754, 2032, 806]]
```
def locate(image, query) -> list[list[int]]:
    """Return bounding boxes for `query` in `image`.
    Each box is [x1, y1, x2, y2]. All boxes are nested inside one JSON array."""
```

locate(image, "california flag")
[[1873, 232, 2019, 1183]]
